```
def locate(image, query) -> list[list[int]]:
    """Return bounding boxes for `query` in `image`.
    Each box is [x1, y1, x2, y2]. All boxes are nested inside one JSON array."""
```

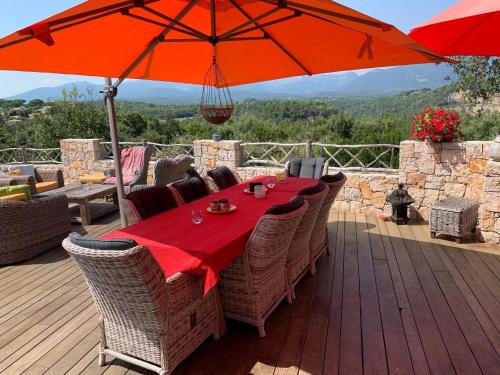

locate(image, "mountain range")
[[7, 63, 454, 103]]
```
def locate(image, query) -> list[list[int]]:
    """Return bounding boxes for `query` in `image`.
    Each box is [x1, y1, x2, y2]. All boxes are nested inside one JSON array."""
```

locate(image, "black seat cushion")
[[319, 172, 345, 184], [69, 232, 137, 251], [207, 166, 238, 190], [298, 181, 327, 196], [126, 186, 177, 220], [171, 176, 210, 204], [287, 157, 326, 179], [265, 196, 305, 216]]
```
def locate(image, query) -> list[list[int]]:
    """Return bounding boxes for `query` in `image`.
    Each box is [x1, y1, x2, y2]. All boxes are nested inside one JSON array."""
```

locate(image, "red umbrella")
[[0, 0, 449, 227], [409, 0, 500, 56]]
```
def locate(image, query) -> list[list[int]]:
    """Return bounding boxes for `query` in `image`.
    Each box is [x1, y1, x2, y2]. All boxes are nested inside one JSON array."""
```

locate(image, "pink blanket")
[[104, 147, 145, 186]]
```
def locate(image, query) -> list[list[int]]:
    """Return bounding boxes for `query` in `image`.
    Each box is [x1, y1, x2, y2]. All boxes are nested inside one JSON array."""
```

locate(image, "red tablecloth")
[[103, 177, 316, 295]]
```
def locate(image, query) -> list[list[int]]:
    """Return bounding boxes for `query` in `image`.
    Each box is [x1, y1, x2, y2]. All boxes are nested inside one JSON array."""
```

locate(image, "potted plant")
[[411, 106, 463, 143]]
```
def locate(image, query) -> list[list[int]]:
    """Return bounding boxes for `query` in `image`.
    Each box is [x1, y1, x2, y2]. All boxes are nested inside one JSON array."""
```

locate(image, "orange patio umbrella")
[[409, 0, 500, 56], [0, 0, 449, 226]]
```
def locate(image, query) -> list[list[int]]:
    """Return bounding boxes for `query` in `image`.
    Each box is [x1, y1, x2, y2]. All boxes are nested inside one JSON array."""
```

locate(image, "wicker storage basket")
[[429, 197, 479, 243]]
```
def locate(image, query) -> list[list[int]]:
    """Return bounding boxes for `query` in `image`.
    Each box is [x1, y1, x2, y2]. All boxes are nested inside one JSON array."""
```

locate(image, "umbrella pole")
[[103, 77, 127, 228]]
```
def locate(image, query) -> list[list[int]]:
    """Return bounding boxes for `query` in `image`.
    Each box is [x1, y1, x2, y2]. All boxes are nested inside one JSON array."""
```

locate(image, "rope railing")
[[100, 141, 194, 160], [0, 146, 62, 164], [241, 141, 400, 172]]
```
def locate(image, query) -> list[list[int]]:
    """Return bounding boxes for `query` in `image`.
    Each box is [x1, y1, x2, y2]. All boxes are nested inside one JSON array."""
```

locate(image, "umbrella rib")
[[0, 0, 160, 49], [228, 0, 311, 75], [124, 12, 207, 40], [264, 0, 390, 31], [440, 13, 492, 56], [114, 0, 200, 88], [218, 7, 281, 40], [220, 12, 300, 40], [141, 5, 211, 41]]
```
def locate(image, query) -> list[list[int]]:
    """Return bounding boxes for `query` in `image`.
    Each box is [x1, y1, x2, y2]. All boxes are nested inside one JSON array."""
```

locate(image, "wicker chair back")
[[247, 199, 308, 288], [63, 239, 168, 334], [287, 182, 328, 285], [311, 173, 347, 264]]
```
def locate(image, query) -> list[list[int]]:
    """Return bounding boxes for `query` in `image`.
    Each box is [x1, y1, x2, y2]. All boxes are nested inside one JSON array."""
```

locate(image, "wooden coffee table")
[[34, 184, 118, 225]]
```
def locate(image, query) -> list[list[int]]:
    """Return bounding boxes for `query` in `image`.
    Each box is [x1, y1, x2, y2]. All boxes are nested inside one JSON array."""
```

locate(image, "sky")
[[0, 0, 457, 98]]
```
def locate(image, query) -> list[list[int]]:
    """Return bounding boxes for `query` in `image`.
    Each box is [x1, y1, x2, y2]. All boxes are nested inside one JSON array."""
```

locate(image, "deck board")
[[0, 211, 499, 375]]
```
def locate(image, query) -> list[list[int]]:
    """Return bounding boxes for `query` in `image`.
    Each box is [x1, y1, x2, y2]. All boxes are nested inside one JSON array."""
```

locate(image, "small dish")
[[207, 205, 237, 214]]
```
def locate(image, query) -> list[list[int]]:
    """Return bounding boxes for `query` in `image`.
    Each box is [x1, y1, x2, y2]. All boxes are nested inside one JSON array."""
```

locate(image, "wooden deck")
[[0, 211, 499, 375]]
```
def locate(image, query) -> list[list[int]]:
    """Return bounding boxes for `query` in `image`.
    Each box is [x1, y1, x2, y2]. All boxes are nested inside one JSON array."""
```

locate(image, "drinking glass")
[[192, 209, 203, 224], [266, 176, 276, 189], [254, 185, 266, 199]]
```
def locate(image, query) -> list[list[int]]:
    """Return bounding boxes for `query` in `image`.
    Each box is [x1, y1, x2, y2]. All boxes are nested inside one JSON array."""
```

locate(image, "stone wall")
[[60, 139, 154, 184], [236, 166, 398, 215], [481, 161, 500, 243], [399, 140, 499, 243], [193, 140, 242, 175], [60, 139, 107, 183]]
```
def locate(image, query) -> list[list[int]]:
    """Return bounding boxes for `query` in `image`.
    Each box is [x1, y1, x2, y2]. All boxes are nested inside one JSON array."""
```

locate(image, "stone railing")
[[240, 141, 400, 172], [0, 146, 62, 164]]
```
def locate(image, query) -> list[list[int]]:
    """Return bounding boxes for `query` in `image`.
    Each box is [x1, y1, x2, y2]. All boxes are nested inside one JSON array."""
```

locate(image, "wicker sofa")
[[0, 195, 70, 265], [63, 234, 220, 375], [0, 168, 64, 196]]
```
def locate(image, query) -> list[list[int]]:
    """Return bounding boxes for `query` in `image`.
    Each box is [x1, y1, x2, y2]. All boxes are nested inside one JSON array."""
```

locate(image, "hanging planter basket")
[[200, 55, 234, 125]]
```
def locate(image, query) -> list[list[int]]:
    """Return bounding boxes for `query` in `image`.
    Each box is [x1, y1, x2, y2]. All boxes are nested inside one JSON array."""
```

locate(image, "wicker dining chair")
[[287, 181, 328, 299], [285, 157, 328, 179], [206, 166, 242, 192], [309, 172, 347, 274], [169, 176, 210, 205], [121, 186, 178, 225], [63, 233, 220, 375], [219, 196, 307, 337]]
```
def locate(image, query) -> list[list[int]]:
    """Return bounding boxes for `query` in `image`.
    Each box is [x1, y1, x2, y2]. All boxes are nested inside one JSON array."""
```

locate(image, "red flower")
[[410, 106, 462, 143]]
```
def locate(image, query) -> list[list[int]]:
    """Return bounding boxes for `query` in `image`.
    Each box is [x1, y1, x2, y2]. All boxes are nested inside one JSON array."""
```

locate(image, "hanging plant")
[[200, 52, 234, 125]]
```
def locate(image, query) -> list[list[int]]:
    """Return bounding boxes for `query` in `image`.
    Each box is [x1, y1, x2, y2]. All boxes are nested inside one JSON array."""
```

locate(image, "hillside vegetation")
[[0, 85, 498, 150]]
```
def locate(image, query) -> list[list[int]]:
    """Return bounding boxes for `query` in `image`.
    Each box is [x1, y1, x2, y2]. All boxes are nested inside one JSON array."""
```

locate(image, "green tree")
[[27, 99, 45, 108], [119, 112, 148, 139], [449, 57, 499, 108]]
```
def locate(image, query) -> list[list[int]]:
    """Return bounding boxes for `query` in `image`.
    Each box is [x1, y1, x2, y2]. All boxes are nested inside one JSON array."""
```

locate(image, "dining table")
[[103, 176, 317, 295]]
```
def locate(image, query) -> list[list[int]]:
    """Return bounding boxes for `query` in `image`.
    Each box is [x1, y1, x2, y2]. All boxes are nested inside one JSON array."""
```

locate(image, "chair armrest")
[[36, 169, 65, 187], [1, 175, 36, 195], [284, 161, 291, 176], [165, 273, 204, 313], [121, 198, 142, 226], [232, 170, 243, 184], [203, 176, 219, 193], [322, 161, 329, 176], [128, 169, 142, 187], [0, 177, 18, 187]]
